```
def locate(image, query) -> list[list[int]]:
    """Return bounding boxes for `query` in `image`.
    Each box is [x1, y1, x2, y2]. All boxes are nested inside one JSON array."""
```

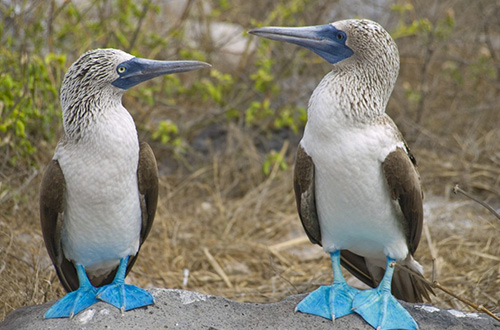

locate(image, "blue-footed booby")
[[250, 19, 432, 330], [40, 49, 210, 319]]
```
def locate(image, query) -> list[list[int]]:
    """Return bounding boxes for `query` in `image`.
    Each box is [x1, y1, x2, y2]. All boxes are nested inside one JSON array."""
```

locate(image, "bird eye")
[[336, 33, 345, 41], [117, 66, 126, 73]]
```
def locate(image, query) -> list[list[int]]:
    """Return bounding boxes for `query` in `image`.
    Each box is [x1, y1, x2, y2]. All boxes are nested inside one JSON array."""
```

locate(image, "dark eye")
[[117, 66, 126, 73], [336, 32, 345, 41]]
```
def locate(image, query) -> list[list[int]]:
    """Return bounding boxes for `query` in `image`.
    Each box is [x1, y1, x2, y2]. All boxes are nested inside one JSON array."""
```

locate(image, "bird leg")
[[96, 256, 154, 312], [44, 264, 99, 319], [296, 250, 359, 321], [352, 257, 418, 330]]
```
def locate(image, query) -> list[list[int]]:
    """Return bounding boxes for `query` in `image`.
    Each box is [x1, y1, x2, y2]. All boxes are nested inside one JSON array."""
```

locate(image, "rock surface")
[[1, 288, 497, 330]]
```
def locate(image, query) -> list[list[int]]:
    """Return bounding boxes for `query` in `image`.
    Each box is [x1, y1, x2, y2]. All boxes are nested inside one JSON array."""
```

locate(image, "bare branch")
[[453, 185, 500, 221], [393, 263, 500, 323]]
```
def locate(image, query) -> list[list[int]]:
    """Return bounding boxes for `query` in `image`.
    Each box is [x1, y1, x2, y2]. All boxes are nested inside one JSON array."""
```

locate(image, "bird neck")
[[61, 88, 125, 141], [307, 63, 396, 129]]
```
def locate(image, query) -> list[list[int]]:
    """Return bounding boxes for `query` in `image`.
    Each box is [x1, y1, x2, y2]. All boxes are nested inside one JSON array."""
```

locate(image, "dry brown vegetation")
[[1, 0, 499, 322]]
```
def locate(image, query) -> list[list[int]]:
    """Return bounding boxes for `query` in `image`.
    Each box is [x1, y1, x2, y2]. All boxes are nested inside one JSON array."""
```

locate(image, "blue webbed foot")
[[296, 250, 358, 320], [296, 282, 358, 320], [352, 257, 418, 330], [97, 282, 154, 312], [45, 286, 99, 318], [44, 264, 99, 319], [96, 256, 154, 312], [352, 288, 417, 330]]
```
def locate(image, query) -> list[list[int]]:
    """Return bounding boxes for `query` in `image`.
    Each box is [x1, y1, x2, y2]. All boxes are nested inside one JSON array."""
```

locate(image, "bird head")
[[248, 19, 399, 82], [59, 49, 210, 139], [60, 48, 210, 110], [249, 20, 400, 121]]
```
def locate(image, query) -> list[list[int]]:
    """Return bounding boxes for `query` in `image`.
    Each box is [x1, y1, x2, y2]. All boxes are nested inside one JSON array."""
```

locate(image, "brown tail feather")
[[341, 250, 434, 303]]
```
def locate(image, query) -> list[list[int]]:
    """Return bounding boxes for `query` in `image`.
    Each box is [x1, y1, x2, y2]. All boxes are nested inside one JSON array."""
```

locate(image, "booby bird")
[[250, 20, 432, 330], [40, 48, 210, 319]]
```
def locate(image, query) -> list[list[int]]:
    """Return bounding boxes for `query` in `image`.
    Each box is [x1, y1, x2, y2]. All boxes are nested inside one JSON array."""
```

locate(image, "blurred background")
[[1, 0, 499, 321]]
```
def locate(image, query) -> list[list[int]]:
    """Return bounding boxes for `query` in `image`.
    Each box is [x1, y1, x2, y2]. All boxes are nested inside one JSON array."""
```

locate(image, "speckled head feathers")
[[59, 49, 133, 138], [61, 49, 133, 108], [249, 19, 401, 123], [331, 19, 399, 83], [59, 48, 210, 139]]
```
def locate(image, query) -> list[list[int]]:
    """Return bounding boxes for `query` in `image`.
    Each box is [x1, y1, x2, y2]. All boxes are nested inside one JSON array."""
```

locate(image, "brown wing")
[[293, 144, 321, 245], [40, 160, 79, 292], [40, 142, 159, 291], [294, 142, 431, 302], [382, 147, 423, 254], [125, 141, 159, 275]]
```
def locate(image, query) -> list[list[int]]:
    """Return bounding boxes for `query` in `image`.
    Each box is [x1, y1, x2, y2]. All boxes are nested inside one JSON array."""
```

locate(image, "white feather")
[[55, 103, 141, 274]]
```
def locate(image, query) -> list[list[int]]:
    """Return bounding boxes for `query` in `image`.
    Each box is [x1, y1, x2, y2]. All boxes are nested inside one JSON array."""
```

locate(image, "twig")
[[0, 168, 39, 205], [461, 249, 500, 262], [392, 263, 500, 323], [423, 222, 438, 282], [269, 236, 310, 251], [252, 140, 289, 220], [203, 247, 233, 288], [127, 0, 152, 52], [267, 248, 291, 267], [453, 185, 500, 221], [266, 250, 299, 294]]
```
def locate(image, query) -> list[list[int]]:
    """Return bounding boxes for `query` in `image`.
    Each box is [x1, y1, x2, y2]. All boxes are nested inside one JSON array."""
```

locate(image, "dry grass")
[[1, 0, 500, 323], [1, 125, 499, 321]]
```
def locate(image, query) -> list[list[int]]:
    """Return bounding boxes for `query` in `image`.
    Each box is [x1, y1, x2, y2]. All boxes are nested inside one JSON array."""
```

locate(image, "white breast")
[[55, 105, 141, 273], [302, 119, 409, 262]]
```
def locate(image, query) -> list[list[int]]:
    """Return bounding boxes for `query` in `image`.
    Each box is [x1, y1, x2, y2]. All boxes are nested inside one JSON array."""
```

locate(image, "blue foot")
[[296, 251, 359, 320], [96, 256, 154, 312], [352, 258, 418, 330], [296, 282, 358, 320], [352, 289, 417, 330], [97, 283, 154, 312], [44, 264, 99, 319]]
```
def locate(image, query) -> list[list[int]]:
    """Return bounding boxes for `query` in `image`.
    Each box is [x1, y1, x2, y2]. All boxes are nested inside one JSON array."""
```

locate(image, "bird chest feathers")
[[302, 106, 409, 261], [55, 105, 142, 268]]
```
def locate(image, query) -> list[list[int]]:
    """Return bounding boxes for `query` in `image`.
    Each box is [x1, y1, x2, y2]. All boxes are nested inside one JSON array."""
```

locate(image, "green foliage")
[[0, 49, 66, 166], [0, 0, 325, 176], [255, 0, 315, 26], [245, 2, 311, 135], [470, 55, 497, 79], [391, 2, 432, 40], [274, 106, 307, 134], [245, 99, 274, 126], [0, 0, 181, 170], [250, 42, 279, 94], [442, 61, 463, 85], [262, 150, 288, 176], [197, 69, 235, 105], [391, 3, 454, 40], [151, 119, 183, 152]]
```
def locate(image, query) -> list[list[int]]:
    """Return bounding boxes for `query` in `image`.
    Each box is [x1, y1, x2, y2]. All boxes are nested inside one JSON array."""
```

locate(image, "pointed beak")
[[248, 24, 353, 64], [112, 58, 211, 90]]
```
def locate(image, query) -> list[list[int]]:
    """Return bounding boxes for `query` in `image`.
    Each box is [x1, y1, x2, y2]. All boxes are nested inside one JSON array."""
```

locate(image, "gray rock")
[[1, 288, 497, 330]]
